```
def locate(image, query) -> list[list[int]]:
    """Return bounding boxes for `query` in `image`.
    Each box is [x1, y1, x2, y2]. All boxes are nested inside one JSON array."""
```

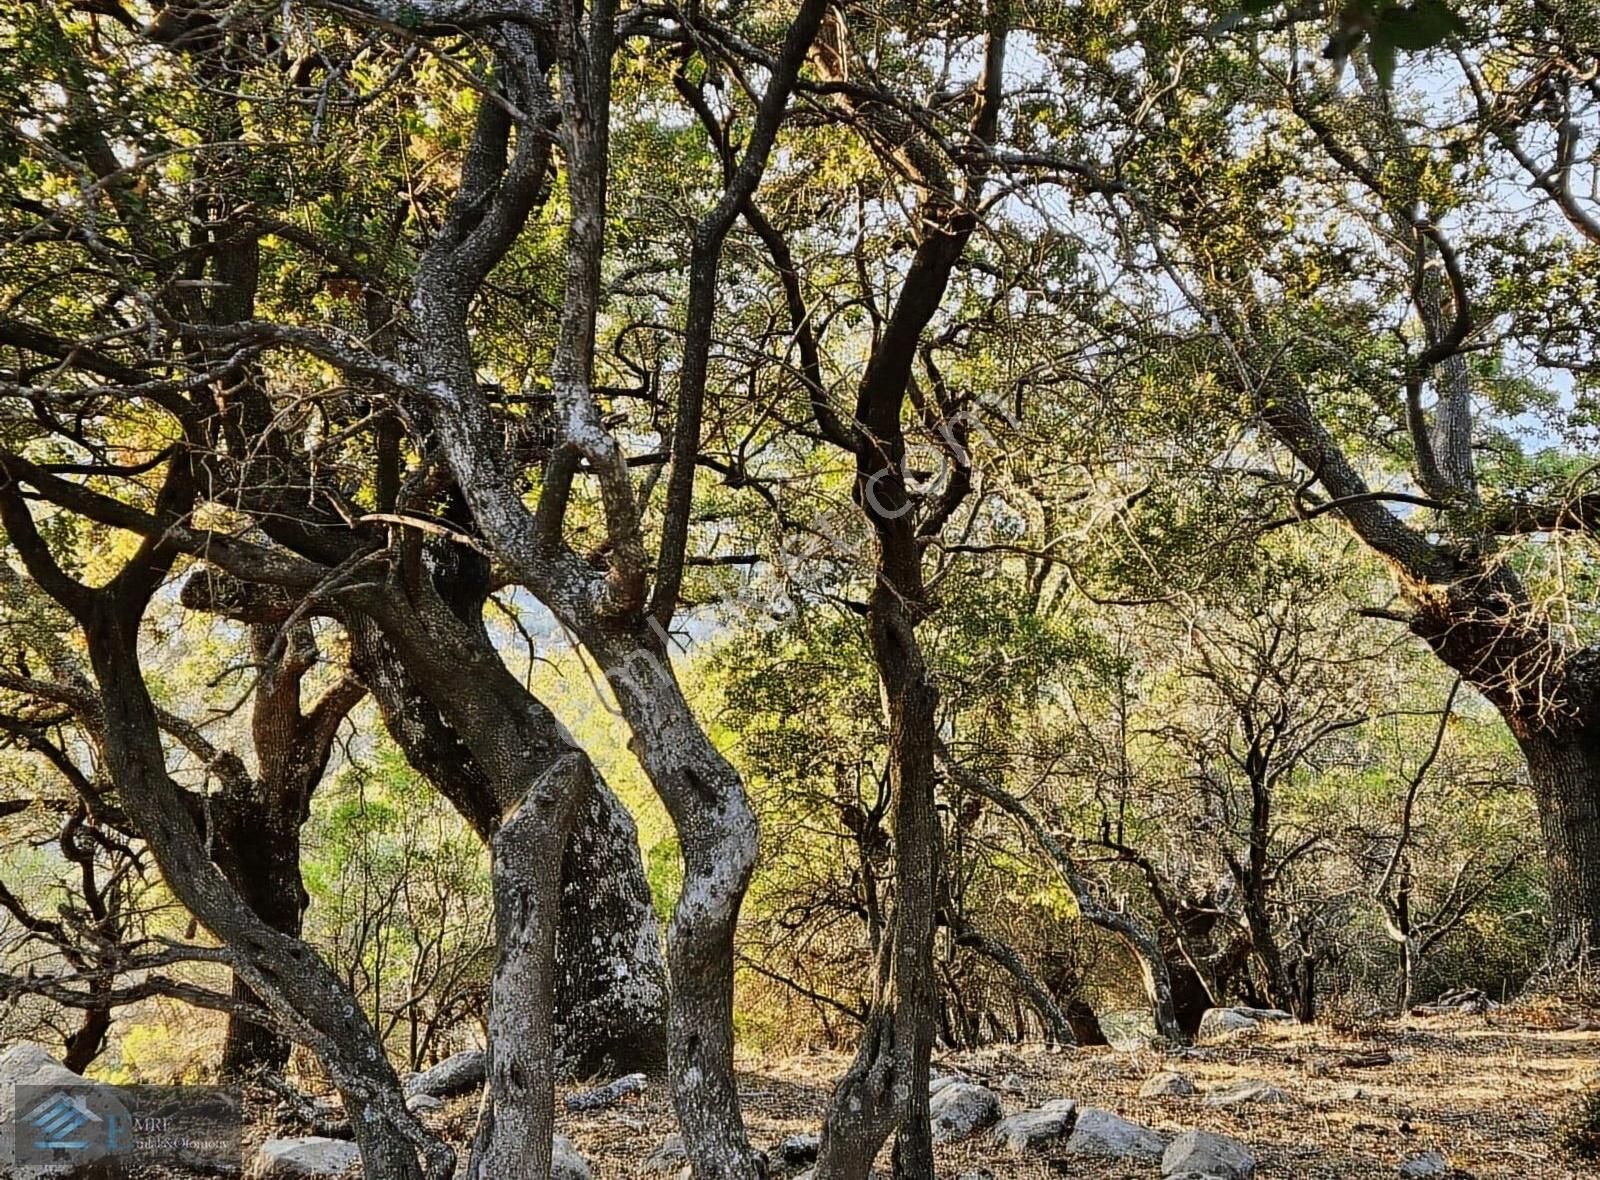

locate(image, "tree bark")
[[349, 611, 668, 1077], [555, 785, 669, 1077], [815, 604, 940, 1180], [1522, 730, 1600, 966], [213, 797, 306, 1075], [585, 622, 763, 1178]]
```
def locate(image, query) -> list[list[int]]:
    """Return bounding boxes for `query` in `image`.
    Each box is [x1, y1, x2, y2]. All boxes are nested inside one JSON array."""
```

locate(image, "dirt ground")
[[130, 1007, 1598, 1177], [547, 1010, 1597, 1178]]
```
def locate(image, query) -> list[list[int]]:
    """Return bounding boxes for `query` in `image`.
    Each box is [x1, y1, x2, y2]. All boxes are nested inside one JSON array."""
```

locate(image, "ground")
[[134, 1006, 1597, 1177], [552, 1009, 1596, 1178]]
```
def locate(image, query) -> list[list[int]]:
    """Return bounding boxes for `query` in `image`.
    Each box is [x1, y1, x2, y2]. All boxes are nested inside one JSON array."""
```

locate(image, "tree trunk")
[[1241, 900, 1298, 1018], [80, 607, 447, 1180], [587, 623, 763, 1179], [214, 799, 305, 1076], [555, 783, 668, 1077], [349, 612, 668, 1076], [467, 768, 585, 1180], [815, 603, 939, 1180], [62, 1006, 111, 1074], [1522, 730, 1600, 967]]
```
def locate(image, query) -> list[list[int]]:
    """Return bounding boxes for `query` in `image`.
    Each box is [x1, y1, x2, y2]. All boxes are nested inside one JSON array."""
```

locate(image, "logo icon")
[[25, 1090, 102, 1152]]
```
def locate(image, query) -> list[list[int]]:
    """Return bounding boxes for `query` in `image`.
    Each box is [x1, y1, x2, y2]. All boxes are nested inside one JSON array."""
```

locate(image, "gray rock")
[[929, 1081, 1003, 1143], [991, 1098, 1077, 1152], [552, 1135, 590, 1180], [772, 1132, 820, 1166], [1162, 1129, 1256, 1179], [1196, 1006, 1292, 1041], [1203, 1079, 1291, 1108], [928, 1073, 959, 1095], [643, 1135, 686, 1173], [1063, 1107, 1167, 1159], [1139, 1070, 1198, 1098], [1197, 1009, 1262, 1039], [403, 1049, 486, 1098], [0, 1041, 126, 1178], [405, 1094, 444, 1114], [1234, 1006, 1294, 1023], [1399, 1151, 1449, 1178], [248, 1137, 361, 1178]]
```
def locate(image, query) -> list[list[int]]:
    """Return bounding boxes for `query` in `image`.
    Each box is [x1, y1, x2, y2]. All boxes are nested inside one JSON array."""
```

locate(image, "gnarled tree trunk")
[[1522, 729, 1600, 966], [349, 609, 668, 1078]]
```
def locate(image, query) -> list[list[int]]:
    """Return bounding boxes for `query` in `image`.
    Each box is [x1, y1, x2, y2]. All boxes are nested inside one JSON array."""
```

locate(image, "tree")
[[1023, 0, 1600, 966]]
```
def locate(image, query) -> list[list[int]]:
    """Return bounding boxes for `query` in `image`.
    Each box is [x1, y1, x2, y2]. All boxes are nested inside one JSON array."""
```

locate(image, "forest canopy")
[[0, 1, 1597, 1178]]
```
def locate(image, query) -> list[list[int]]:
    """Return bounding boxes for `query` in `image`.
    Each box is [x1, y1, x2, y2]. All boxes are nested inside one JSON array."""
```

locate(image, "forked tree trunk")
[[349, 585, 609, 1180], [1522, 730, 1600, 967], [349, 611, 668, 1077]]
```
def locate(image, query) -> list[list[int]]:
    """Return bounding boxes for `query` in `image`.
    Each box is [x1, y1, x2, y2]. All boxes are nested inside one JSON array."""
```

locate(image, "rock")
[[997, 1072, 1026, 1095], [1235, 1006, 1294, 1023], [1339, 1049, 1394, 1069], [772, 1132, 820, 1166], [1162, 1129, 1256, 1179], [565, 1071, 647, 1112], [1197, 1009, 1261, 1039], [1204, 1079, 1291, 1108], [929, 1081, 1003, 1143], [552, 1135, 590, 1180], [1140, 1070, 1197, 1098], [991, 1098, 1077, 1152], [0, 1041, 126, 1178], [644, 1136, 686, 1173], [1410, 988, 1498, 1017], [403, 1049, 486, 1098], [1399, 1151, 1450, 1178], [404, 1094, 443, 1114], [928, 1073, 959, 1095], [1063, 1107, 1167, 1159], [1196, 1007, 1293, 1040], [248, 1137, 361, 1178]]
